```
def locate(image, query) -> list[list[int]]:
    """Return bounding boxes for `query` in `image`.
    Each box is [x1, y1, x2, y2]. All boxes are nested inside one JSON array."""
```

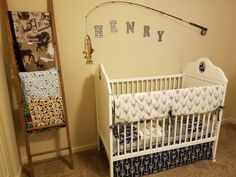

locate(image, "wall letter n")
[[126, 21, 135, 34]]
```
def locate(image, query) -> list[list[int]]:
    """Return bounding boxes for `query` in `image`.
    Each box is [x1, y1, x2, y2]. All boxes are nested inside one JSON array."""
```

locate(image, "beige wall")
[[1, 0, 236, 161]]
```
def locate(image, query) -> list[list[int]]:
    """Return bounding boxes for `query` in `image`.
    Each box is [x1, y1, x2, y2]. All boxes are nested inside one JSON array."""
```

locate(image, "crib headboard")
[[183, 58, 228, 87]]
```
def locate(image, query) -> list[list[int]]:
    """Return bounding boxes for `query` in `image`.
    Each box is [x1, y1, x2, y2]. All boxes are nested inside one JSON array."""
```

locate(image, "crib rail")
[[110, 74, 183, 95], [112, 109, 222, 161]]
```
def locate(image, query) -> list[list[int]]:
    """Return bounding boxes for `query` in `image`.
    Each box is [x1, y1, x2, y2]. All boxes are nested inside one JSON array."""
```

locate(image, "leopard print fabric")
[[28, 97, 64, 128]]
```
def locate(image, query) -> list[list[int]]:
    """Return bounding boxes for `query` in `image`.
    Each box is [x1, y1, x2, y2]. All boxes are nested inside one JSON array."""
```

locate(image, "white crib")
[[95, 58, 228, 177]]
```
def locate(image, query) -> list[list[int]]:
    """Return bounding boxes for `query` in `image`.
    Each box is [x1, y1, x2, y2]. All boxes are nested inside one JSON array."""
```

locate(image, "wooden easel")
[[1, 0, 74, 176]]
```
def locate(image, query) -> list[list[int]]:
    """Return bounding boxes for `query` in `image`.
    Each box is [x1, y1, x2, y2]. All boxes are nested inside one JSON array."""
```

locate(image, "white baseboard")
[[21, 143, 97, 164], [222, 117, 236, 125]]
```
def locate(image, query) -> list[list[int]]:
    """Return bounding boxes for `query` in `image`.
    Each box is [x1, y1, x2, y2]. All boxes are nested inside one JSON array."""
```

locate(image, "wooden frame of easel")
[[1, 0, 74, 176]]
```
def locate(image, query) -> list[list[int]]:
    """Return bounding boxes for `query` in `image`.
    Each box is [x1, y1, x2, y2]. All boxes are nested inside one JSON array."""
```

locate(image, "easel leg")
[[65, 125, 74, 169], [24, 133, 35, 177]]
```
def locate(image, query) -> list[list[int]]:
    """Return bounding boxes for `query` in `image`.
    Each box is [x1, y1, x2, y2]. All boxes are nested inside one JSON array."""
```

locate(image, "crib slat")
[[117, 124, 120, 156], [137, 121, 140, 152], [173, 78, 176, 89], [128, 81, 130, 93], [155, 79, 158, 91], [116, 83, 118, 95], [206, 112, 211, 138], [111, 83, 114, 95], [131, 81, 133, 93], [168, 78, 171, 90], [121, 82, 124, 94], [144, 120, 146, 150], [136, 81, 138, 93], [190, 115, 195, 142], [118, 82, 120, 94], [156, 119, 159, 148], [127, 81, 129, 94], [167, 124, 171, 146], [160, 79, 162, 90], [179, 115, 183, 144], [211, 113, 216, 137], [124, 124, 126, 154], [162, 118, 165, 147], [131, 123, 133, 153], [123, 82, 125, 94], [150, 120, 153, 149], [200, 114, 206, 140], [185, 115, 189, 143], [141, 80, 143, 92], [171, 77, 174, 89], [173, 77, 176, 89], [150, 79, 154, 91], [164, 78, 167, 90], [173, 116, 177, 145], [177, 77, 181, 88], [195, 114, 200, 140], [124, 82, 126, 94], [146, 80, 148, 92]]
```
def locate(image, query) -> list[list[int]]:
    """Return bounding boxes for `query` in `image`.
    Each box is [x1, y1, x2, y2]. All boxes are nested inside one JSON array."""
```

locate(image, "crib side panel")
[[95, 64, 113, 157], [110, 74, 183, 95], [112, 111, 218, 161]]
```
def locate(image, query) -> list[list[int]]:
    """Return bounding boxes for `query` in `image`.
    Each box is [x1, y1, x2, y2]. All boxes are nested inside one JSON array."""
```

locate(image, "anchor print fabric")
[[28, 97, 64, 128], [9, 11, 55, 71], [19, 69, 60, 101], [113, 142, 212, 177], [113, 84, 225, 123], [113, 125, 139, 144]]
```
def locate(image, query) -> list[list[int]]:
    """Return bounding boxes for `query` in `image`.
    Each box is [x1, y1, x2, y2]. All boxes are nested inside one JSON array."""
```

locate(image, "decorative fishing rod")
[[83, 1, 208, 64]]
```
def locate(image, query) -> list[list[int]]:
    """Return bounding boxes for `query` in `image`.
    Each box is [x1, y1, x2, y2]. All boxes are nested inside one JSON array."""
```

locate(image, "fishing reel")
[[190, 22, 208, 36], [201, 28, 208, 36]]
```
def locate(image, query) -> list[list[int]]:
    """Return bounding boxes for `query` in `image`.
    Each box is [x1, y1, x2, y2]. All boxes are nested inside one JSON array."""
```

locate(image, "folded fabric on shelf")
[[28, 96, 64, 128], [19, 68, 60, 101]]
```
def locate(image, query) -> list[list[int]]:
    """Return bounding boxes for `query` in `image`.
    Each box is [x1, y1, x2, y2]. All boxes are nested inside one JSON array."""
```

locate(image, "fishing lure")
[[83, 34, 94, 64]]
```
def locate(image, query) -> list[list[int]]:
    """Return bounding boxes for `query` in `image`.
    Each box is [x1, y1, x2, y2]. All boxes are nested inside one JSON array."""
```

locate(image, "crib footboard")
[[95, 64, 113, 159]]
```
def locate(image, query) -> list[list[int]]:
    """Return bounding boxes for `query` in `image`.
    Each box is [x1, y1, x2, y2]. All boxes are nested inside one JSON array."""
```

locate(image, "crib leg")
[[110, 161, 114, 177], [212, 120, 222, 162], [212, 140, 218, 162]]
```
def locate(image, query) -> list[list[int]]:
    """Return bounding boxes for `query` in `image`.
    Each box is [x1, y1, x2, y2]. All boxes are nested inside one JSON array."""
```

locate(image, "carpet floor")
[[24, 123, 236, 177]]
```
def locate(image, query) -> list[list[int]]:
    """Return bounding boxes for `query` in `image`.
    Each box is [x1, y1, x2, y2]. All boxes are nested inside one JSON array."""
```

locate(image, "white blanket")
[[113, 84, 224, 123]]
